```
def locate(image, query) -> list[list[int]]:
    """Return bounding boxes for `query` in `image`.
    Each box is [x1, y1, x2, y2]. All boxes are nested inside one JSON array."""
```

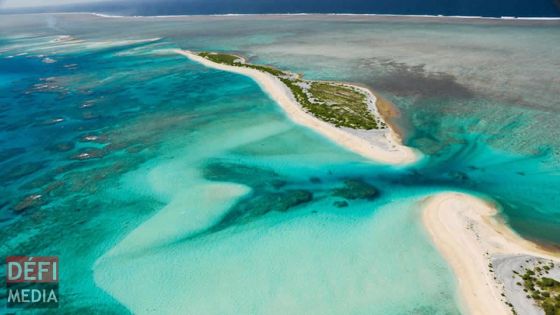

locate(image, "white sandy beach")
[[422, 192, 560, 315], [173, 49, 560, 314], [174, 49, 419, 166]]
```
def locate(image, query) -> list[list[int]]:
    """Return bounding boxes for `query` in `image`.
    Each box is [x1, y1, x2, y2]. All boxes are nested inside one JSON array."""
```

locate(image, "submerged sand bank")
[[422, 192, 560, 315], [174, 49, 419, 166]]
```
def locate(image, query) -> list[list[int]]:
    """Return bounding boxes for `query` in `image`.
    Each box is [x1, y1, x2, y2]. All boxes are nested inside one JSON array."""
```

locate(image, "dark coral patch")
[[333, 179, 379, 200]]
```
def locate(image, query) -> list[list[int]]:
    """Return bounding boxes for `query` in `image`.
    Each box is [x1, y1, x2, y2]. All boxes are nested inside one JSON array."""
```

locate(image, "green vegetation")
[[198, 52, 242, 65], [197, 51, 384, 130], [308, 82, 379, 129], [247, 64, 286, 77], [515, 262, 560, 315], [198, 52, 287, 76]]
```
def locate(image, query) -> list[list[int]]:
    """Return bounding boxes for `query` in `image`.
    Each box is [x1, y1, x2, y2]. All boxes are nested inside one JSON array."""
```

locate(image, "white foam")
[[87, 12, 560, 21]]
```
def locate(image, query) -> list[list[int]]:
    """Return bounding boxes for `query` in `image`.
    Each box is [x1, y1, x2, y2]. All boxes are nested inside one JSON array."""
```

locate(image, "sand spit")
[[422, 192, 560, 315], [174, 49, 420, 166]]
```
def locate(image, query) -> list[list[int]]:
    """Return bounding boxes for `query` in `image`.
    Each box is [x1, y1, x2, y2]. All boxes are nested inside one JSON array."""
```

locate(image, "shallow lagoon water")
[[0, 14, 559, 314]]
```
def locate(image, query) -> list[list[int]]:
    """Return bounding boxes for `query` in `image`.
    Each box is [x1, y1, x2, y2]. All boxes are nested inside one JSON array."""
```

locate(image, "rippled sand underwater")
[[0, 14, 559, 314]]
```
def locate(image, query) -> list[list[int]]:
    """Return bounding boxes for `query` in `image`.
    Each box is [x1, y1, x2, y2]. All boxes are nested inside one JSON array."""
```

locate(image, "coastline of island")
[[173, 49, 420, 166], [173, 49, 560, 315], [422, 192, 560, 315]]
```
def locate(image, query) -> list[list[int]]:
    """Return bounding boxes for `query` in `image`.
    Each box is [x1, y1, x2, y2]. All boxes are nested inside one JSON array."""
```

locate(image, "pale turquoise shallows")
[[0, 13, 559, 314]]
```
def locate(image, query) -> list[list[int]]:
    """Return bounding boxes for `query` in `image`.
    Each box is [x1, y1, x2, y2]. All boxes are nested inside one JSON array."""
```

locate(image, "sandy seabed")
[[174, 49, 560, 315]]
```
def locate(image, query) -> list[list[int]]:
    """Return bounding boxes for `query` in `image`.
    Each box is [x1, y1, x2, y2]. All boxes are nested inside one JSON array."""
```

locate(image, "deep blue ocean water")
[[122, 0, 560, 17], [0, 13, 559, 314], [3, 0, 560, 18]]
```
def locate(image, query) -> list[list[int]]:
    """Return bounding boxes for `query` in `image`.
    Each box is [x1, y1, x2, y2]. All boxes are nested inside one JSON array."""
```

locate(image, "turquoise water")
[[0, 14, 559, 314]]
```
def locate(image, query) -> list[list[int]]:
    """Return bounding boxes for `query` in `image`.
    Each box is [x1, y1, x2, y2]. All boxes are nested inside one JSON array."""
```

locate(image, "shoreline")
[[351, 84, 406, 141], [422, 192, 560, 315], [374, 93, 408, 142], [174, 49, 420, 166], [173, 48, 560, 313]]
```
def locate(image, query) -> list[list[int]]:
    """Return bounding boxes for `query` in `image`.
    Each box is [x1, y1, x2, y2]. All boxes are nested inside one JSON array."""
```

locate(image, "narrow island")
[[173, 49, 419, 165], [423, 192, 560, 315], [173, 49, 560, 315]]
